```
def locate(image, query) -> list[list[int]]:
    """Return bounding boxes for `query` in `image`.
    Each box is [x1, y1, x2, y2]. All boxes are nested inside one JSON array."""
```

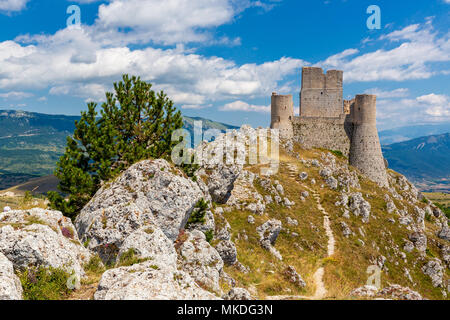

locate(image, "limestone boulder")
[[441, 246, 449, 267], [378, 285, 423, 300], [409, 232, 427, 253], [403, 240, 415, 253], [348, 193, 371, 223], [75, 159, 205, 262], [0, 208, 90, 279], [215, 240, 237, 266], [195, 130, 250, 203], [350, 285, 378, 298], [0, 252, 22, 300], [422, 259, 444, 287], [350, 284, 423, 300], [203, 165, 242, 204], [340, 222, 352, 238], [223, 288, 252, 300], [256, 219, 283, 260], [283, 266, 306, 288], [325, 176, 338, 190], [116, 225, 177, 268], [257, 219, 282, 247], [438, 223, 450, 241], [94, 261, 217, 300], [186, 210, 215, 234], [177, 230, 224, 293]]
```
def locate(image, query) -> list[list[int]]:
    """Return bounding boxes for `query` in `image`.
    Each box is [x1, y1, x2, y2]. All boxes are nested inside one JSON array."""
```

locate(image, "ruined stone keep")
[[271, 67, 388, 187]]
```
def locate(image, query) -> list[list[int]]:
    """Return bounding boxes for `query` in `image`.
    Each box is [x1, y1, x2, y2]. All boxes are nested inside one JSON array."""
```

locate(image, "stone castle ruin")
[[270, 67, 388, 187]]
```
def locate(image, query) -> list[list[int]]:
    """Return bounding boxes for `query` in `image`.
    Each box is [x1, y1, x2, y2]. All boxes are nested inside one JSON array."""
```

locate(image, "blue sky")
[[0, 0, 449, 130]]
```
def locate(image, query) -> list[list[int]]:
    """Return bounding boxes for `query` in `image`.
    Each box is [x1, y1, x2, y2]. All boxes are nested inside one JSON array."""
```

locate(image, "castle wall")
[[349, 95, 388, 187], [269, 67, 388, 188], [344, 99, 354, 115], [270, 92, 294, 140], [300, 67, 343, 118], [292, 115, 352, 157]]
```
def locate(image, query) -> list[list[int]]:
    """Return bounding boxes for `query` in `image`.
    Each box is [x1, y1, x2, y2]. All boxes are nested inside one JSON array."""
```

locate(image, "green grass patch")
[[84, 255, 105, 274], [117, 248, 150, 267], [330, 150, 344, 158], [18, 266, 72, 300]]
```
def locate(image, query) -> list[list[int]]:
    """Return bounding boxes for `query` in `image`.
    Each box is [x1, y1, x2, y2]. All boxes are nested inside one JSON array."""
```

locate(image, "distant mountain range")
[[0, 109, 238, 190], [379, 123, 450, 145], [383, 133, 450, 192]]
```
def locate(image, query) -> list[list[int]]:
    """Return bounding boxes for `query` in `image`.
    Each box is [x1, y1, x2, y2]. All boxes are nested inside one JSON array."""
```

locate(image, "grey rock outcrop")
[[403, 240, 415, 253], [378, 285, 423, 300], [350, 285, 378, 298], [0, 252, 22, 300], [409, 232, 427, 253], [75, 159, 205, 262], [177, 230, 224, 293], [94, 261, 217, 300], [0, 208, 90, 279], [223, 288, 252, 300], [186, 210, 215, 234], [441, 246, 450, 267], [325, 176, 338, 190], [257, 219, 282, 248], [116, 225, 177, 268], [283, 266, 306, 287], [194, 129, 260, 203], [348, 193, 371, 223], [215, 240, 237, 266], [438, 223, 450, 241], [256, 219, 283, 260], [350, 284, 423, 300], [422, 259, 444, 287], [340, 222, 352, 238], [203, 165, 242, 204]]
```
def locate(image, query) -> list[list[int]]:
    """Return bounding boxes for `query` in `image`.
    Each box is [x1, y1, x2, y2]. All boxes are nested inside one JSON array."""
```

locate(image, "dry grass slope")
[[217, 143, 449, 300]]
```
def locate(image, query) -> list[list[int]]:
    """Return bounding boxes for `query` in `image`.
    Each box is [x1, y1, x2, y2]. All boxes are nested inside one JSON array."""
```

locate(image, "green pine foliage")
[[48, 75, 184, 219], [186, 198, 209, 226], [204, 230, 214, 243]]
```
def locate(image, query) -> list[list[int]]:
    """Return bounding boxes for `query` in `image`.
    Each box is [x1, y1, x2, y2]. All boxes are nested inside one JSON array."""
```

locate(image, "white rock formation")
[[0, 208, 90, 279], [94, 261, 217, 300], [177, 230, 224, 293], [75, 159, 205, 262], [0, 252, 23, 300]]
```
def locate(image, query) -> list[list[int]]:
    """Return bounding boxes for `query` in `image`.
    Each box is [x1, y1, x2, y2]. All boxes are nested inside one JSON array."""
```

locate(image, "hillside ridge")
[[1, 126, 448, 300]]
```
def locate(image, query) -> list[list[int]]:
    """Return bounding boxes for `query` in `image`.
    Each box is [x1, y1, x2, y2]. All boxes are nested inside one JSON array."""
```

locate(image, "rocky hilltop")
[[0, 126, 449, 300]]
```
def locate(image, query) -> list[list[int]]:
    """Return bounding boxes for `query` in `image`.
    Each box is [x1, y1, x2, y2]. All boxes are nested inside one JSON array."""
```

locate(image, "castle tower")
[[349, 94, 388, 187], [270, 92, 294, 140], [300, 67, 344, 118]]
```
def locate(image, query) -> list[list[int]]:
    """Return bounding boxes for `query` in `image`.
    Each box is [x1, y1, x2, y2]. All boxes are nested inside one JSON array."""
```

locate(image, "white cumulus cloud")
[[320, 22, 450, 82], [91, 0, 264, 45], [0, 0, 29, 12], [0, 27, 306, 104], [364, 88, 410, 99], [219, 100, 270, 113]]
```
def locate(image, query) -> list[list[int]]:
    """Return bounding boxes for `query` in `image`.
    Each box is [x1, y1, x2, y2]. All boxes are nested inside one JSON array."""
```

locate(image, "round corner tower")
[[270, 92, 294, 140], [349, 94, 389, 187]]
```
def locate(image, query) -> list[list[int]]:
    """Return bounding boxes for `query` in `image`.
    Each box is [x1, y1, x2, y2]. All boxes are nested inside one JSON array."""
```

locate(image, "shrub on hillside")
[[186, 198, 209, 226]]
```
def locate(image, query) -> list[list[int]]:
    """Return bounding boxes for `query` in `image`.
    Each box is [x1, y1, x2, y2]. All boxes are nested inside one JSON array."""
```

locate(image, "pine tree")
[[48, 75, 183, 219]]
